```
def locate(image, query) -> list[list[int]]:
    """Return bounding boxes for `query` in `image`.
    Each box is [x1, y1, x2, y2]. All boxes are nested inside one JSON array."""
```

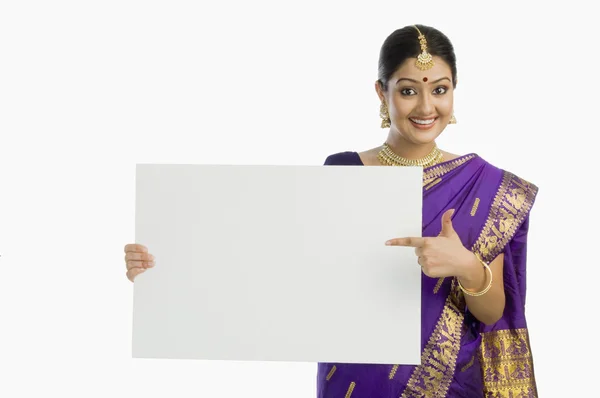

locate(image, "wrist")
[[457, 252, 485, 289]]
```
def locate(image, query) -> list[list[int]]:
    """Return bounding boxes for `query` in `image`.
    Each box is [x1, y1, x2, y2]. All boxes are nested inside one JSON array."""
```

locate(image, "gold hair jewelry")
[[449, 114, 457, 124], [414, 25, 434, 71], [380, 102, 391, 128], [457, 253, 493, 297], [377, 143, 443, 167]]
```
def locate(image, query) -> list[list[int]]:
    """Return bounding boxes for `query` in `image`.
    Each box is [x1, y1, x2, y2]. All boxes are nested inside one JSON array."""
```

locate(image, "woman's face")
[[377, 56, 455, 145]]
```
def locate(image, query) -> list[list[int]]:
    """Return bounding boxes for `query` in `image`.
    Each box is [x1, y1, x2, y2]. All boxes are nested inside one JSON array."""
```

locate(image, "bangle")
[[457, 253, 493, 297]]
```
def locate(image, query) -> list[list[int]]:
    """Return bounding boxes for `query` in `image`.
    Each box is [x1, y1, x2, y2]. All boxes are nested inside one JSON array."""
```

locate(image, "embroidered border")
[[471, 171, 538, 395], [424, 177, 443, 190], [423, 154, 476, 186], [478, 329, 537, 397], [471, 171, 538, 263], [401, 280, 465, 397]]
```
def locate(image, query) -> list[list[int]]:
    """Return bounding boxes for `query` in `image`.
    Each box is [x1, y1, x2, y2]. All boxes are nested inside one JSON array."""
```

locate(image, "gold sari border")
[[401, 280, 465, 397], [471, 171, 538, 264], [479, 328, 537, 396], [423, 154, 476, 186]]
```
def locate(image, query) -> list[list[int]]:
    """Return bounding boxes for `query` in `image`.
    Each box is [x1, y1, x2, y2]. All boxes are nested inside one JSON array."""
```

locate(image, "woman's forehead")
[[392, 56, 452, 80]]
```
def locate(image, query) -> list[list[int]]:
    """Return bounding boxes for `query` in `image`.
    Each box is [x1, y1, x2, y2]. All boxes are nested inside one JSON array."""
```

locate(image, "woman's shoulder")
[[324, 146, 387, 166], [479, 157, 538, 190], [323, 151, 363, 165], [476, 157, 539, 222]]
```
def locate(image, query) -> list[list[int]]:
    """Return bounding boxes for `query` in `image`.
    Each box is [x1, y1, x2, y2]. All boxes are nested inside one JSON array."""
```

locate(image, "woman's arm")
[[458, 253, 506, 325], [386, 209, 507, 326]]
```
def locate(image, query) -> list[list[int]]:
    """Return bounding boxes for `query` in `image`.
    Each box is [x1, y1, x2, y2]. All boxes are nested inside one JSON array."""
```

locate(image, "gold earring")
[[449, 114, 457, 124], [380, 102, 391, 128]]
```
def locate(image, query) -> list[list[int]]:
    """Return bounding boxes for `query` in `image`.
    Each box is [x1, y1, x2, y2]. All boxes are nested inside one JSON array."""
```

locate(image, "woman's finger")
[[124, 244, 148, 253], [386, 237, 427, 247], [126, 260, 155, 270], [125, 252, 154, 262], [127, 267, 146, 282]]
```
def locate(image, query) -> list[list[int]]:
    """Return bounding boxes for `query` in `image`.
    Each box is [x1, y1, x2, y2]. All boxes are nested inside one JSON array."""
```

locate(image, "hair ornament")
[[414, 25, 434, 71]]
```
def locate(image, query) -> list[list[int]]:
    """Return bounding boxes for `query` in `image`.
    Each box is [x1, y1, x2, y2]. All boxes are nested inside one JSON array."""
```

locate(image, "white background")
[[0, 1, 597, 397]]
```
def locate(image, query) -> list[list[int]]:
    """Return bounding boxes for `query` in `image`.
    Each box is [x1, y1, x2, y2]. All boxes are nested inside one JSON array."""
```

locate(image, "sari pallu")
[[317, 152, 538, 398]]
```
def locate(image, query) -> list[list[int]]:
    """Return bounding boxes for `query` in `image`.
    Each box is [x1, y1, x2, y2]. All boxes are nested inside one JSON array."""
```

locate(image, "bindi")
[[423, 77, 428, 82]]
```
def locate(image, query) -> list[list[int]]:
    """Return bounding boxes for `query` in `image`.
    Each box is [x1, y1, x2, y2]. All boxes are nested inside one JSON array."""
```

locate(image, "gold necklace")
[[377, 143, 444, 167]]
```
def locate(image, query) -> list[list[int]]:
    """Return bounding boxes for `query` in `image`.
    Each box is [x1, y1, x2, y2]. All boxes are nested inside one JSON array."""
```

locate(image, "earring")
[[449, 114, 457, 124], [380, 102, 391, 128]]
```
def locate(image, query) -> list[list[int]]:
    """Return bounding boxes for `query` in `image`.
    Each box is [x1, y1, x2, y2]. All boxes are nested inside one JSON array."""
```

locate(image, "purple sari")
[[318, 151, 538, 398]]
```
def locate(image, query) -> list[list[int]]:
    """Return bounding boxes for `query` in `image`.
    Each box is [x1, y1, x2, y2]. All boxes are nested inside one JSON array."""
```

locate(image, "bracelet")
[[457, 253, 493, 297]]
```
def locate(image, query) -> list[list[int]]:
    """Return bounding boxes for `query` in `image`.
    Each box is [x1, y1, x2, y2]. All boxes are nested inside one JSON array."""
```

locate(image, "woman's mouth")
[[409, 117, 438, 130]]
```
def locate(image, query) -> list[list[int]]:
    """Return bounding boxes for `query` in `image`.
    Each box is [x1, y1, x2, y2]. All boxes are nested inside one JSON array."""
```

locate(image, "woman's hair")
[[377, 24, 457, 91]]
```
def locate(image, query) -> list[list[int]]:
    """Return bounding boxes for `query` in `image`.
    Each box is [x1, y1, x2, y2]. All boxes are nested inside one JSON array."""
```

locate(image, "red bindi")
[[423, 77, 428, 82]]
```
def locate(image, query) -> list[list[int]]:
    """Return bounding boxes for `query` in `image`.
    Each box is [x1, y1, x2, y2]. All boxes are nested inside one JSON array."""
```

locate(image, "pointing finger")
[[385, 237, 426, 247]]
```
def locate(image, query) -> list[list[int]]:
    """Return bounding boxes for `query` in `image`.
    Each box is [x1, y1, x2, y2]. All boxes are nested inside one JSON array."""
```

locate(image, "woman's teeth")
[[410, 118, 436, 125]]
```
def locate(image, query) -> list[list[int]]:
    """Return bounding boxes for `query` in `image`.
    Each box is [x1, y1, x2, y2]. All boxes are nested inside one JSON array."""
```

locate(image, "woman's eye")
[[401, 88, 416, 96], [434, 87, 447, 95]]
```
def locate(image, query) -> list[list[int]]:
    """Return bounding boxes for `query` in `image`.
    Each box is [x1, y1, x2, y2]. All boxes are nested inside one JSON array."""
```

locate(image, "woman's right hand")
[[124, 243, 155, 282]]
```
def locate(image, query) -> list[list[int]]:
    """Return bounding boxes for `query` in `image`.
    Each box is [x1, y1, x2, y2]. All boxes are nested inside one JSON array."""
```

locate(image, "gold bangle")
[[457, 253, 493, 297]]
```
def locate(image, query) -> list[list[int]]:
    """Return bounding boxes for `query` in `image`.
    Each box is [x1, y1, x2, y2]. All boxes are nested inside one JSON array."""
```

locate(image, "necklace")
[[377, 143, 444, 168]]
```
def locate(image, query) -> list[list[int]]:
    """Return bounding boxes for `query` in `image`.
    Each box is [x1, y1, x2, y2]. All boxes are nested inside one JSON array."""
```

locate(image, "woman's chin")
[[404, 130, 442, 145]]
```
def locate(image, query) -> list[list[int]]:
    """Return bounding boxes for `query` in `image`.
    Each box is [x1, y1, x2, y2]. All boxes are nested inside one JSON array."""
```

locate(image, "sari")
[[317, 151, 539, 398]]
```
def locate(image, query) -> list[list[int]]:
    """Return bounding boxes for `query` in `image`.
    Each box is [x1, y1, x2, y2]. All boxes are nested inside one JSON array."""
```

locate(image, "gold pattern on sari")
[[472, 171, 537, 264], [425, 178, 442, 190], [461, 355, 475, 372], [423, 154, 476, 186], [389, 364, 399, 379], [401, 279, 465, 397], [433, 277, 445, 294], [471, 198, 481, 216], [478, 329, 537, 397], [345, 382, 356, 398], [326, 365, 337, 381], [471, 171, 538, 396]]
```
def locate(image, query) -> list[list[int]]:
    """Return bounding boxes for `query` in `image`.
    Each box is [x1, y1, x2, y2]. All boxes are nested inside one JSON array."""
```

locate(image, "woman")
[[124, 24, 538, 397]]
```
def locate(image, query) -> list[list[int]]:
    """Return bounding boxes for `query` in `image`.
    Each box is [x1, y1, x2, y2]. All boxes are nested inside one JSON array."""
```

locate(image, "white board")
[[133, 164, 423, 365]]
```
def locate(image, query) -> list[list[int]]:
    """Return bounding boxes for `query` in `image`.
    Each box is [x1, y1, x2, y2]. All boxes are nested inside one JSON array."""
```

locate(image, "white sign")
[[133, 164, 423, 365]]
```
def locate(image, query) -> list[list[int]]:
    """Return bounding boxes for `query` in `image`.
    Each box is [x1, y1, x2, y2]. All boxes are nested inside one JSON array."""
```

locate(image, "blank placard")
[[133, 164, 423, 365]]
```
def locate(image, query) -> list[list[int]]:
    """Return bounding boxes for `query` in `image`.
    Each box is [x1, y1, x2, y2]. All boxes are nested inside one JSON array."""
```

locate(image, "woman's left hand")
[[385, 209, 479, 279]]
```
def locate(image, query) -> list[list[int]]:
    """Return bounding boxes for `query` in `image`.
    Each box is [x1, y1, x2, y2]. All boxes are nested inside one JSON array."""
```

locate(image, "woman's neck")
[[384, 133, 437, 159]]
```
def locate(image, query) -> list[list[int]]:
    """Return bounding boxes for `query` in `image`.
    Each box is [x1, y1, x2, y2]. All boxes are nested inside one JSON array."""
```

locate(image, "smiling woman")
[[318, 25, 539, 397], [121, 22, 539, 398]]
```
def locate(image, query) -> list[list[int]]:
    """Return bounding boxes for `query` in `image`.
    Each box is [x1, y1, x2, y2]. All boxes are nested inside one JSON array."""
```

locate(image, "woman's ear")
[[374, 80, 386, 103]]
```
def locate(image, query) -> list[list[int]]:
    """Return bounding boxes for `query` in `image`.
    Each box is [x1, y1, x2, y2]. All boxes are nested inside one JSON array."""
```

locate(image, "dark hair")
[[377, 24, 457, 91]]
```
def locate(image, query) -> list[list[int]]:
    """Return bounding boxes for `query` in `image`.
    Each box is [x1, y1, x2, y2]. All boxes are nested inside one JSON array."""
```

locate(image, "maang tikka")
[[414, 25, 434, 71]]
